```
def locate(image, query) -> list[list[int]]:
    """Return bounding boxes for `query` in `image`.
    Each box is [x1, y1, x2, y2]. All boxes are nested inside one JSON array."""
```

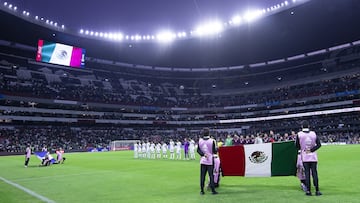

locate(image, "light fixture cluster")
[[2, 0, 307, 43], [79, 0, 303, 43], [2, 1, 65, 30]]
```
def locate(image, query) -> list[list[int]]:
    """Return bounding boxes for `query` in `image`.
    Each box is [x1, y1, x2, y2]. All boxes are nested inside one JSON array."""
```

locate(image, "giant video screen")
[[36, 39, 85, 68]]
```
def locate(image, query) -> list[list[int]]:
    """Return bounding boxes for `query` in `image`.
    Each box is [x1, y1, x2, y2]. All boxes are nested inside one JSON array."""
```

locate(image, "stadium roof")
[[1, 0, 360, 68], [3, 0, 293, 35]]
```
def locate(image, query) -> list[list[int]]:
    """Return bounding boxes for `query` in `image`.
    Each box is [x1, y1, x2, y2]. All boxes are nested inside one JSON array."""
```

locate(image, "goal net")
[[109, 140, 140, 151]]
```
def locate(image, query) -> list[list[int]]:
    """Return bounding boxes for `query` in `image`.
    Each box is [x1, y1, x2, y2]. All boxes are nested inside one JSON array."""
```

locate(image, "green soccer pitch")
[[1, 145, 360, 203]]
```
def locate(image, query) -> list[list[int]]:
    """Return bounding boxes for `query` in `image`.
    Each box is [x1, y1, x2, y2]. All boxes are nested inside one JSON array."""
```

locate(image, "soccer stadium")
[[0, 0, 360, 202]]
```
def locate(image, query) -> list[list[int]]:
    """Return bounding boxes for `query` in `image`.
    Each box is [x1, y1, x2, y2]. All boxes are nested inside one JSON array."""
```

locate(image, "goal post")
[[109, 140, 140, 151]]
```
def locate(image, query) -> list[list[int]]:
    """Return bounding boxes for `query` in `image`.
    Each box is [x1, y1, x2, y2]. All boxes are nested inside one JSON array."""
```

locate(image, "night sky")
[[6, 0, 283, 33]]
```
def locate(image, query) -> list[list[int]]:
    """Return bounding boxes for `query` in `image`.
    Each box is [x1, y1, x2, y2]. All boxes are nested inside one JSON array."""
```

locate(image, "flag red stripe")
[[218, 145, 245, 176]]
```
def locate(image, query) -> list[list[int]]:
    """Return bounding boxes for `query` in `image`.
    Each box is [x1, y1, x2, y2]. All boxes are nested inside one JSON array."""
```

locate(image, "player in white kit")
[[134, 142, 139, 158], [162, 142, 168, 159], [156, 143, 161, 159], [150, 142, 156, 159], [169, 139, 175, 159], [141, 142, 147, 159], [175, 140, 182, 160], [189, 139, 196, 160]]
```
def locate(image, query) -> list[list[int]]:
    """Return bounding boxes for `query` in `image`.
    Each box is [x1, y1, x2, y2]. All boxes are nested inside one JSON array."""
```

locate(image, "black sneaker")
[[200, 191, 205, 195], [212, 191, 218, 195], [315, 191, 322, 196], [305, 191, 312, 196]]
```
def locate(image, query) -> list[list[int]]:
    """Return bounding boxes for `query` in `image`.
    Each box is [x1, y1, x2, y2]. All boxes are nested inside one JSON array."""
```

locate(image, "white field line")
[[0, 176, 56, 203]]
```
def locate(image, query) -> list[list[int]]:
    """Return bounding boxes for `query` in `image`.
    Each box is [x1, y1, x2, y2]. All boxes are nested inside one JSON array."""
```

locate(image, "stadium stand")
[[1, 0, 360, 153]]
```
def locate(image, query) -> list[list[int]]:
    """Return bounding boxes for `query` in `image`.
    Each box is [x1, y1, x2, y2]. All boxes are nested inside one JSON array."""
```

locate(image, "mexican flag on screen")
[[218, 141, 297, 177]]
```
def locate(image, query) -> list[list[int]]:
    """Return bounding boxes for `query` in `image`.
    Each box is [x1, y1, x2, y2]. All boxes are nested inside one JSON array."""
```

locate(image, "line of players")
[[134, 139, 197, 160]]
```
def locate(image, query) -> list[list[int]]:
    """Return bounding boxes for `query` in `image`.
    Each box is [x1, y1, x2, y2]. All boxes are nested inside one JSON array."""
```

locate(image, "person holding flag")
[[207, 153, 221, 189], [213, 154, 221, 188], [35, 151, 56, 166], [296, 121, 322, 196], [296, 151, 307, 192], [197, 128, 218, 195], [56, 148, 66, 164]]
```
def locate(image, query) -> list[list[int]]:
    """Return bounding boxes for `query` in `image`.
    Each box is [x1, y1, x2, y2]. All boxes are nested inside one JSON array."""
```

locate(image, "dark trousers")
[[200, 164, 215, 192], [25, 157, 30, 166], [303, 162, 319, 192]]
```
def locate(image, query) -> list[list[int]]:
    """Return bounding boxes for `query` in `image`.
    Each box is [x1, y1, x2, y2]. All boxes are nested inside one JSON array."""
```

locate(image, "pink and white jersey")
[[199, 138, 215, 165], [296, 153, 305, 180], [56, 151, 63, 161], [213, 156, 221, 183], [25, 147, 31, 158], [298, 130, 318, 162]]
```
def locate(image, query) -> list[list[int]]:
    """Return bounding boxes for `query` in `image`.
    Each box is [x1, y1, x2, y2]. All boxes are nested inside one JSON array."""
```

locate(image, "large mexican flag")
[[218, 141, 297, 177]]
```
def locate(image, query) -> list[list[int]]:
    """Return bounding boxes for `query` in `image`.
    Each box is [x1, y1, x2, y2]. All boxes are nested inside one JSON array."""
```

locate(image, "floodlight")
[[4, 2, 8, 6], [177, 32, 187, 38], [231, 15, 242, 25], [194, 21, 223, 36], [116, 33, 124, 41], [243, 10, 263, 22], [85, 30, 89, 35], [156, 31, 175, 42], [80, 29, 84, 34]]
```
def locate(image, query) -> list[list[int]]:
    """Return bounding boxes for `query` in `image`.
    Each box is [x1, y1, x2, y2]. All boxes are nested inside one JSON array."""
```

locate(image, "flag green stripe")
[[271, 141, 297, 176], [41, 41, 56, 63]]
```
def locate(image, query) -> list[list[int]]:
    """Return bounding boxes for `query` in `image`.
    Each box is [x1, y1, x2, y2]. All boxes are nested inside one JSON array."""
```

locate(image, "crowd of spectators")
[[1, 64, 359, 108], [1, 48, 359, 155], [1, 119, 359, 153]]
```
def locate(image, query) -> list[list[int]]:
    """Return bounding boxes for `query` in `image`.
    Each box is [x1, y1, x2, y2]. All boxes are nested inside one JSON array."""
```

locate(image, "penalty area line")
[[0, 176, 56, 203]]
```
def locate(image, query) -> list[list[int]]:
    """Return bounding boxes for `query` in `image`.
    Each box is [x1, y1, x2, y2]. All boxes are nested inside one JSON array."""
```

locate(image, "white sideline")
[[0, 176, 56, 203]]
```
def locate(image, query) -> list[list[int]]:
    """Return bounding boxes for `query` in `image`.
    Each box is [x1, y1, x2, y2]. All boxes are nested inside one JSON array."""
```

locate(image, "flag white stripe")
[[244, 143, 272, 177], [49, 43, 73, 66]]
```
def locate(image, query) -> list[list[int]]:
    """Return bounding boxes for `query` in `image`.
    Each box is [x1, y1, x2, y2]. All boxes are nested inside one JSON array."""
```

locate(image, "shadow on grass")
[[220, 183, 358, 196]]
